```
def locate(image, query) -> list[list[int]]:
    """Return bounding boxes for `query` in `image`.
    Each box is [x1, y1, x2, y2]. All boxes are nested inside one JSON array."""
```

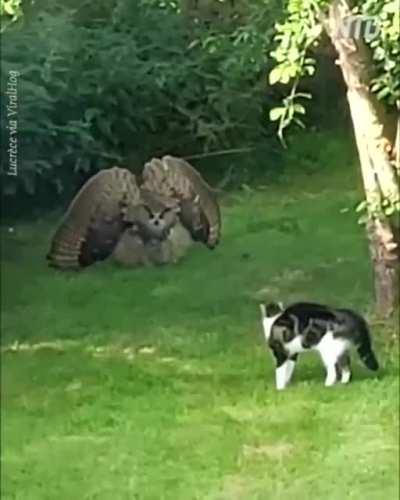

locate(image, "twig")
[[183, 147, 254, 161], [216, 164, 236, 191]]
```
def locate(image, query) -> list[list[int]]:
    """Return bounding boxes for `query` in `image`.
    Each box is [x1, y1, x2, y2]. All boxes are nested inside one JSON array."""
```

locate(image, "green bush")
[[1, 0, 348, 213], [1, 0, 283, 206]]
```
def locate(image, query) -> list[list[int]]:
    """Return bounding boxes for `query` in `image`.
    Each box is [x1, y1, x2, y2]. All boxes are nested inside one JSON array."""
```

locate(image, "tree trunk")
[[323, 0, 400, 317]]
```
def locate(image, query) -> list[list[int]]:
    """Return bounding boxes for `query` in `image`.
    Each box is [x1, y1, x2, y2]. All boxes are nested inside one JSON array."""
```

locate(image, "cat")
[[259, 301, 379, 390]]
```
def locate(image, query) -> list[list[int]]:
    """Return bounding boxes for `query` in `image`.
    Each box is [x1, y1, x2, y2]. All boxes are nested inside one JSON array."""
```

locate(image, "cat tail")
[[356, 318, 379, 371], [358, 342, 379, 371]]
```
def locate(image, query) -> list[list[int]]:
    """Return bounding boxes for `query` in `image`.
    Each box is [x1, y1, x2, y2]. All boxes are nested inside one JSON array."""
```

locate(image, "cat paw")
[[340, 370, 352, 384]]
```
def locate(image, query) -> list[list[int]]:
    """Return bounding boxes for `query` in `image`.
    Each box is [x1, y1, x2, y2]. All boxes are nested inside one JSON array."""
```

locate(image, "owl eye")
[[143, 206, 153, 217], [160, 208, 171, 218]]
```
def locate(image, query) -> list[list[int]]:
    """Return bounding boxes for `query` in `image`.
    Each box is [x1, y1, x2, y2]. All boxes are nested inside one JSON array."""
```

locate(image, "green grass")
[[1, 161, 399, 500]]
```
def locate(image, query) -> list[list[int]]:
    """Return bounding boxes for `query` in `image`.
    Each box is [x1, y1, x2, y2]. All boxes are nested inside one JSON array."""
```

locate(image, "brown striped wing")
[[141, 156, 221, 248], [47, 167, 141, 269]]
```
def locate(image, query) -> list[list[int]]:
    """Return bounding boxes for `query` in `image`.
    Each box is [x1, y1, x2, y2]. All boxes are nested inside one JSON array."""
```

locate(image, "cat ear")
[[277, 301, 284, 311], [264, 302, 282, 317], [259, 303, 266, 317]]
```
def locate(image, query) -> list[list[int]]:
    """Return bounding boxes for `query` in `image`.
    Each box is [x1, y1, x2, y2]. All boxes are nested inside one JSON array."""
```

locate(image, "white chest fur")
[[282, 335, 308, 355], [262, 314, 281, 341]]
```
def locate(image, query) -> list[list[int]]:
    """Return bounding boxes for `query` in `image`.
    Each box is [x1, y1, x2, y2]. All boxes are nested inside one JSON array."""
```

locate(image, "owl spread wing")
[[141, 156, 221, 248], [47, 167, 141, 269]]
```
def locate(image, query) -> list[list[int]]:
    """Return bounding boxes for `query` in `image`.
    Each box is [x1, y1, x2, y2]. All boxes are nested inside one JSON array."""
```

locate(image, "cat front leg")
[[276, 360, 291, 390], [271, 344, 295, 390], [284, 355, 298, 386], [324, 363, 338, 387]]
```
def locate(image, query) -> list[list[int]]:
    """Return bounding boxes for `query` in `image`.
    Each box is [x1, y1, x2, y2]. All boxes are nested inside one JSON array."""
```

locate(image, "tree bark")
[[323, 0, 400, 317]]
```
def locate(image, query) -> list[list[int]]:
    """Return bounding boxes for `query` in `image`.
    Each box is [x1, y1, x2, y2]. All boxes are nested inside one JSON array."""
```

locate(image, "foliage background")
[[267, 0, 399, 138], [1, 0, 348, 216]]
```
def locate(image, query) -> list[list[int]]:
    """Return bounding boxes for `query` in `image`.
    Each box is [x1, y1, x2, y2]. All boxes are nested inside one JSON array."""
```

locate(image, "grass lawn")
[[1, 162, 399, 499]]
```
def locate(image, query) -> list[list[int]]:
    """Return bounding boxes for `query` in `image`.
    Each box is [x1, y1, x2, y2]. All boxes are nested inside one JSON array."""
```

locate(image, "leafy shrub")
[[1, 0, 348, 213], [0, 0, 284, 207]]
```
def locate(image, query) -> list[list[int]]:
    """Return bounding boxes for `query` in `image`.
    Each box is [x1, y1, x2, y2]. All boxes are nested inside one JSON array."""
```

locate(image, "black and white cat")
[[259, 301, 379, 390]]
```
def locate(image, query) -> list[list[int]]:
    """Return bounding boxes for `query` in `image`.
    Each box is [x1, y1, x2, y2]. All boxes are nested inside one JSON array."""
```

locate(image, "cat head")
[[259, 301, 284, 318], [259, 301, 284, 341]]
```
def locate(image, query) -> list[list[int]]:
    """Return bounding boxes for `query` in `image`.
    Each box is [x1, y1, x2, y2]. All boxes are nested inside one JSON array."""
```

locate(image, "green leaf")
[[4, 2, 16, 15], [376, 87, 391, 100], [269, 107, 286, 121], [308, 24, 323, 40], [305, 65, 315, 76], [280, 71, 292, 84], [355, 200, 368, 213], [269, 67, 283, 85], [293, 103, 306, 114], [357, 213, 369, 225], [384, 206, 395, 215]]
